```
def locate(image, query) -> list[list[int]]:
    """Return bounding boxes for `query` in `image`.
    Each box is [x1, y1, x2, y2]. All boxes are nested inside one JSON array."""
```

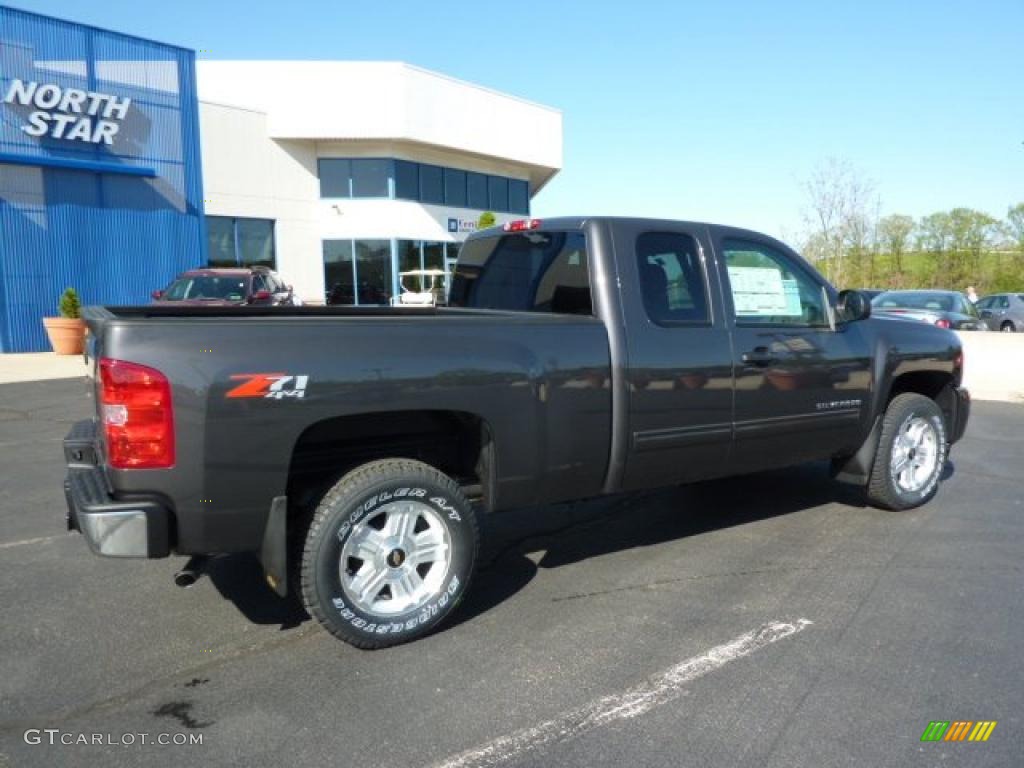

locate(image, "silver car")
[[975, 293, 1024, 332]]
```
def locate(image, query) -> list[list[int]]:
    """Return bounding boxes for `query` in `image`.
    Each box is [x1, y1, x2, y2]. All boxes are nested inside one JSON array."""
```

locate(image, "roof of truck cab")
[[472, 216, 784, 239]]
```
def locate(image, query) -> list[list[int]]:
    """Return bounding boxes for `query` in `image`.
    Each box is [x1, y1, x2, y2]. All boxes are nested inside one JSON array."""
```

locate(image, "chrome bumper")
[[75, 507, 151, 557], [64, 420, 170, 558]]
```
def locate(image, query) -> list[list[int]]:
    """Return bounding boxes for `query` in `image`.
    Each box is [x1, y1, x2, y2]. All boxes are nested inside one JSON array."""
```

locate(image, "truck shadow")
[[205, 459, 955, 633], [449, 459, 955, 631]]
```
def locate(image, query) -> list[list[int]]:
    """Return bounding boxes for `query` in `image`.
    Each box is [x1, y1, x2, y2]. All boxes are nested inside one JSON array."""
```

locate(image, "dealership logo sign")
[[447, 218, 477, 233], [2, 79, 131, 145]]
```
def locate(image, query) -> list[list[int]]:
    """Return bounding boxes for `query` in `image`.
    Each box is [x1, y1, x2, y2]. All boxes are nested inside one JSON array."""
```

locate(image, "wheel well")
[[887, 371, 955, 430], [286, 410, 494, 518]]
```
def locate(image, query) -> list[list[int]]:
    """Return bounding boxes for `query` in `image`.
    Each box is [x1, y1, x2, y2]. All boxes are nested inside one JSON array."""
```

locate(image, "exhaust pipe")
[[173, 555, 208, 588]]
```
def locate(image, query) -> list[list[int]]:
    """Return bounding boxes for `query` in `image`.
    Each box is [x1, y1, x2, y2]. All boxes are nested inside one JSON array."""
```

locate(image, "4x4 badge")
[[227, 373, 309, 400]]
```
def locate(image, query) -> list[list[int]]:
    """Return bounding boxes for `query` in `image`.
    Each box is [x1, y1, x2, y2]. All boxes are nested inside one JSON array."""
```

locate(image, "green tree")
[[477, 211, 497, 230], [1006, 203, 1024, 254], [878, 214, 915, 286], [917, 212, 953, 287]]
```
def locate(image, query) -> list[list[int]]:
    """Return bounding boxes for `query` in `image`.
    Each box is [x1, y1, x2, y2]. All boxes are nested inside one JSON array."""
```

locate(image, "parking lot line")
[[0, 534, 64, 550], [432, 618, 813, 768]]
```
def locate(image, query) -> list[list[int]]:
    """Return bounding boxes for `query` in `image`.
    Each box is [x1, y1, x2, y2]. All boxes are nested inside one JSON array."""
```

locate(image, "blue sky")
[[20, 0, 1024, 242]]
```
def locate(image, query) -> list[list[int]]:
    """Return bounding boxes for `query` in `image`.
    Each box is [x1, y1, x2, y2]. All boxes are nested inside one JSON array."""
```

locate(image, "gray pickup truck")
[[64, 217, 970, 648]]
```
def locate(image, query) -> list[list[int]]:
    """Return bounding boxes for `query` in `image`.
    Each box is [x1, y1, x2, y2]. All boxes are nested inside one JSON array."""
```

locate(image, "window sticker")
[[727, 266, 803, 317], [782, 278, 803, 316]]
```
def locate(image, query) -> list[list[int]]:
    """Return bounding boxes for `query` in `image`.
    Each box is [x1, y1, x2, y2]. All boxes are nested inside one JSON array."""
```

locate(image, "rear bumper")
[[950, 386, 970, 444], [64, 420, 170, 558]]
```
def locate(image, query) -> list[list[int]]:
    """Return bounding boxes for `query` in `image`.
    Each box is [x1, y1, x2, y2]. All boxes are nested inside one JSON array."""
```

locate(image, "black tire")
[[1001, 321, 1015, 333], [300, 459, 478, 649], [866, 393, 948, 511]]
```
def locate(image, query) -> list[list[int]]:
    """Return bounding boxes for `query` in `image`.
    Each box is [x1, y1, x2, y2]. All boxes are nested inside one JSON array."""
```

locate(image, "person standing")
[[966, 285, 979, 303]]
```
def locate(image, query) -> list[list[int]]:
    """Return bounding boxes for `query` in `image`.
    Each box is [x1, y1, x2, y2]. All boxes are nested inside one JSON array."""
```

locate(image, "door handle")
[[741, 347, 777, 366]]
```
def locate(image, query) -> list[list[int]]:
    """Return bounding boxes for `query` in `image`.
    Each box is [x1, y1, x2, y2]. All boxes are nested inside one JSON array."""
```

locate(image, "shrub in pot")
[[42, 287, 86, 355]]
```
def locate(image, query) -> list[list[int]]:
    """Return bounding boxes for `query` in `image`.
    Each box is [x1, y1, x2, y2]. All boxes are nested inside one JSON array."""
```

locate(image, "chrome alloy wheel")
[[890, 415, 940, 493], [339, 500, 452, 616]]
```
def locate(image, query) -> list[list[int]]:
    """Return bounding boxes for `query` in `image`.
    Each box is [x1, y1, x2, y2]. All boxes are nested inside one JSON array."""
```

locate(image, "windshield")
[[163, 275, 249, 301], [873, 292, 955, 313]]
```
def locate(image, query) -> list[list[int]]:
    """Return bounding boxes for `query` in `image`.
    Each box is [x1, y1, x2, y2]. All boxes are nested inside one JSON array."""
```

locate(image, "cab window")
[[449, 231, 591, 315], [635, 232, 709, 325], [723, 239, 829, 327]]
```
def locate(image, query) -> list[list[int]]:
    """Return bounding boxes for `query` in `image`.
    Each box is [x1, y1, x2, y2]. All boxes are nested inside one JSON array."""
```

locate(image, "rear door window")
[[635, 232, 709, 325], [449, 231, 592, 315]]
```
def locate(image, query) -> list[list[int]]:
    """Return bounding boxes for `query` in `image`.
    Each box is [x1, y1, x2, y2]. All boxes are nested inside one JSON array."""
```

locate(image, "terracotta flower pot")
[[42, 317, 86, 355]]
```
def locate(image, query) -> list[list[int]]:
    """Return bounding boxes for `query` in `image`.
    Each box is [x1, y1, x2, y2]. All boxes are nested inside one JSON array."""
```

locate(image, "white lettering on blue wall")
[[2, 79, 132, 145]]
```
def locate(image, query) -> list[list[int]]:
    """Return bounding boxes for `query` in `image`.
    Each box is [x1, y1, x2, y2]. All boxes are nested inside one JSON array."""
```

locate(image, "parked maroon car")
[[152, 267, 297, 306]]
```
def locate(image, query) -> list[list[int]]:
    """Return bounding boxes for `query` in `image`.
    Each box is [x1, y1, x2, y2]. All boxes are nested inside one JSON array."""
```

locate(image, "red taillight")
[[502, 219, 542, 232], [99, 358, 175, 469], [935, 318, 951, 329]]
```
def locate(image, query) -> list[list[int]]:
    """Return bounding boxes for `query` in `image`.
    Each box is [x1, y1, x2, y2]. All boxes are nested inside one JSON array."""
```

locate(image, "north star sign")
[[2, 79, 131, 145]]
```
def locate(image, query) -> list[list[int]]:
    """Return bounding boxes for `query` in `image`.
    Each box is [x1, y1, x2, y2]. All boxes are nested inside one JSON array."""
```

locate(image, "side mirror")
[[836, 289, 871, 323], [151, 290, 163, 300]]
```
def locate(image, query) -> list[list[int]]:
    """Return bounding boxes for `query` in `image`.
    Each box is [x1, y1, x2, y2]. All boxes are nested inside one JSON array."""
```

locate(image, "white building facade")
[[196, 61, 562, 304]]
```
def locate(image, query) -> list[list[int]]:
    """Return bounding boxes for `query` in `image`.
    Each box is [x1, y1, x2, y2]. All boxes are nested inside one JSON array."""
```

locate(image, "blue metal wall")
[[0, 6, 205, 352]]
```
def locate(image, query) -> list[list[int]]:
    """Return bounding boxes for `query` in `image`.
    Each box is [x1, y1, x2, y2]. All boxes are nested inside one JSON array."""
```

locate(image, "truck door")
[[710, 229, 872, 473], [615, 222, 735, 491]]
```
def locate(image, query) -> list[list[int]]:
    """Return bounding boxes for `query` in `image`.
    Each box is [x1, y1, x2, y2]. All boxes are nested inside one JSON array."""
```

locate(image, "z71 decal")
[[227, 373, 309, 400]]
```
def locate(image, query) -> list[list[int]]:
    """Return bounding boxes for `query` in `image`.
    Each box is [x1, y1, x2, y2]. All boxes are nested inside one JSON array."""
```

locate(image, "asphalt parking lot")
[[1, 378, 1021, 768]]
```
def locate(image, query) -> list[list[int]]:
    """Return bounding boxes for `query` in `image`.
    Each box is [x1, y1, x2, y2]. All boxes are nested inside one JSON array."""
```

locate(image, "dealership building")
[[0, 6, 562, 351]]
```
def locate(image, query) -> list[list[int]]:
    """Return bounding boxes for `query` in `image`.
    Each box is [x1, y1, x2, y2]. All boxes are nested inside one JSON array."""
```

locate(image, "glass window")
[[319, 159, 351, 198], [636, 232, 709, 325], [236, 219, 275, 268], [350, 158, 391, 197], [444, 168, 467, 207], [467, 172, 488, 209], [398, 240, 422, 275], [163, 275, 248, 301], [394, 160, 419, 200], [423, 242, 445, 271], [354, 240, 393, 305], [724, 239, 828, 327], [975, 297, 993, 309], [206, 216, 235, 268], [449, 231, 591, 315], [324, 240, 355, 305], [419, 164, 444, 204], [488, 176, 509, 212], [997, 296, 1010, 309], [207, 216, 275, 269], [508, 179, 529, 214]]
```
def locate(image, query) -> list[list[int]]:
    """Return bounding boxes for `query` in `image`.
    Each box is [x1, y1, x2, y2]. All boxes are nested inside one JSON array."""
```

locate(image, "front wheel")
[[300, 459, 478, 649], [866, 393, 948, 510], [1001, 321, 1015, 333]]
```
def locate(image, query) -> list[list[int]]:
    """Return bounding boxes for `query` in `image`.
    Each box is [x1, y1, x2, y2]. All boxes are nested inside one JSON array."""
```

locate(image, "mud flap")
[[831, 416, 882, 486], [260, 496, 288, 597]]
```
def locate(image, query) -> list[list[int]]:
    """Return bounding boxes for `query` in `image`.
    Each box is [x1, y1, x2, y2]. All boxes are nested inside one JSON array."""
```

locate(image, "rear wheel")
[[300, 459, 478, 649], [866, 393, 948, 510]]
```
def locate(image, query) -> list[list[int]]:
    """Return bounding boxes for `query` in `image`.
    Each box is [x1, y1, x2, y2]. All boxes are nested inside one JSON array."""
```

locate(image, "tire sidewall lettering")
[[321, 482, 468, 638]]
